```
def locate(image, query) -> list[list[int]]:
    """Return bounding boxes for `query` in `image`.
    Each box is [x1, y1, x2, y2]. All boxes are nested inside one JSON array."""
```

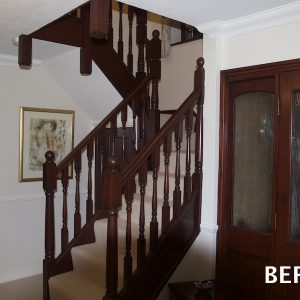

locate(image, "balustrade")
[[41, 2, 205, 298]]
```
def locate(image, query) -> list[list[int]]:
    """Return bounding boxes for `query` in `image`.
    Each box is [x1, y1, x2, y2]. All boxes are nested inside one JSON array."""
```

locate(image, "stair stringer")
[[90, 40, 138, 98], [51, 210, 109, 278], [118, 195, 200, 300]]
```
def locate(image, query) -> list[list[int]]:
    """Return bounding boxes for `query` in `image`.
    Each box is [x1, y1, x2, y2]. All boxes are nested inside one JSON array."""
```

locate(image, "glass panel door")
[[232, 92, 274, 233], [291, 90, 300, 240]]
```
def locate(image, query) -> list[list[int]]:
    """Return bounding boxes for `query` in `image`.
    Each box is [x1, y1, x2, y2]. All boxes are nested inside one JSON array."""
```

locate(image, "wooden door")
[[218, 75, 278, 300], [276, 70, 300, 299], [230, 78, 276, 299], [218, 60, 300, 300]]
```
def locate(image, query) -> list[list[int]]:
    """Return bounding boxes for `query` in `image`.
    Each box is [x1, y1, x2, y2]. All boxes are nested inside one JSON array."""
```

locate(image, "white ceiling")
[[1, 0, 300, 59], [0, 0, 85, 59], [120, 0, 300, 26]]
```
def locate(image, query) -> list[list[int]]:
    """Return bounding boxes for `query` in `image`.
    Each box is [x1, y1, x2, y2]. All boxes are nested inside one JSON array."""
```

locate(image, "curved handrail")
[[121, 88, 201, 185], [56, 74, 153, 172]]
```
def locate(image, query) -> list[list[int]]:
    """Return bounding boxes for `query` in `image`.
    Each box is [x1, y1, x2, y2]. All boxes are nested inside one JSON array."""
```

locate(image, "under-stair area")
[[15, 1, 205, 299], [48, 148, 196, 300]]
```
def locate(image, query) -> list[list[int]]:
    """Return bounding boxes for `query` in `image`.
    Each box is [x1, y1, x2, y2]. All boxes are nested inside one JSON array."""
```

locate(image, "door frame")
[[217, 58, 300, 295]]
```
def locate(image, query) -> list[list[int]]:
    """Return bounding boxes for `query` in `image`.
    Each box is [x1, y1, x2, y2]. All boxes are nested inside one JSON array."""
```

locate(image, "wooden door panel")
[[230, 228, 271, 258], [284, 241, 300, 265], [287, 284, 300, 300], [229, 252, 268, 300], [275, 70, 300, 299], [219, 59, 300, 300]]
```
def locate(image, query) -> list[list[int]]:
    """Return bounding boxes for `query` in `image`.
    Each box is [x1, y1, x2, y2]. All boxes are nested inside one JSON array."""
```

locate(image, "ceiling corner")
[[197, 1, 300, 39]]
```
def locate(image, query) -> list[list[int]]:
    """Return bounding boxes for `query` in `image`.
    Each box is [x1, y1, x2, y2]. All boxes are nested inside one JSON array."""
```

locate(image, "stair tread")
[[71, 242, 131, 288], [49, 271, 105, 300]]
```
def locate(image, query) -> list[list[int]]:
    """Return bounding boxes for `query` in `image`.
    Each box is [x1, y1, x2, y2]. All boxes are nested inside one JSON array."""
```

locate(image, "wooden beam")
[[90, 0, 110, 39], [91, 41, 138, 98], [18, 35, 32, 68], [30, 15, 83, 47]]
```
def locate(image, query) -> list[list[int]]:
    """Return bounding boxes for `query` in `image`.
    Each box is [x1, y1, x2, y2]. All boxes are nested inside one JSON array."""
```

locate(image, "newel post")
[[192, 58, 205, 230], [103, 156, 122, 300], [43, 151, 57, 300], [18, 34, 32, 68], [148, 30, 162, 138]]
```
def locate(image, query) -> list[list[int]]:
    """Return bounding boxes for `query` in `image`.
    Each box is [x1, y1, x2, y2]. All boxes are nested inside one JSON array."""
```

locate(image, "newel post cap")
[[43, 151, 57, 191]]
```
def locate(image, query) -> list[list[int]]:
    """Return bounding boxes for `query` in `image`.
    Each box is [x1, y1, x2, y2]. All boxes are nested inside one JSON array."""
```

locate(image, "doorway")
[[217, 59, 300, 300]]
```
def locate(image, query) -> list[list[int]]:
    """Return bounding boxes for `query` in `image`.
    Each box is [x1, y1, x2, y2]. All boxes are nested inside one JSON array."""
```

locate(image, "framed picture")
[[19, 107, 75, 182]]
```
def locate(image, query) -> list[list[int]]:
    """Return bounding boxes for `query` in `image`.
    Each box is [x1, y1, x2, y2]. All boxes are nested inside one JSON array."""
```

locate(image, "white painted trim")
[[90, 118, 134, 130], [0, 193, 44, 204], [0, 192, 87, 204], [200, 223, 218, 233], [0, 54, 42, 68], [196, 1, 300, 38], [0, 264, 42, 284]]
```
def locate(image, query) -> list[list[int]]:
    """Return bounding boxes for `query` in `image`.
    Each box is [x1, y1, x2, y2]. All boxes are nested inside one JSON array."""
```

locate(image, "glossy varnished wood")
[[217, 58, 300, 300], [124, 178, 134, 287], [118, 2, 124, 60], [90, 0, 110, 39], [31, 14, 83, 47], [80, 6, 92, 75], [276, 69, 300, 299], [137, 160, 147, 268], [103, 157, 122, 299], [217, 69, 276, 299], [108, 0, 113, 47], [27, 2, 138, 99], [135, 8, 147, 82], [184, 109, 193, 203], [162, 134, 172, 234], [127, 6, 134, 73], [173, 121, 183, 218], [86, 142, 94, 222], [74, 155, 82, 237], [150, 148, 160, 251], [61, 168, 69, 252], [18, 34, 32, 68], [43, 151, 57, 300]]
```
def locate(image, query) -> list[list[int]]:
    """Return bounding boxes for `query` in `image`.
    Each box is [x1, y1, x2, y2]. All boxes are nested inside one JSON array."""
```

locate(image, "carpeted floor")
[[0, 274, 42, 300]]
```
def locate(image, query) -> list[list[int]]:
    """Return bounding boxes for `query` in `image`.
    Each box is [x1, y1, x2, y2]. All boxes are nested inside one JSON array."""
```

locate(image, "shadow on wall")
[[157, 229, 217, 300]]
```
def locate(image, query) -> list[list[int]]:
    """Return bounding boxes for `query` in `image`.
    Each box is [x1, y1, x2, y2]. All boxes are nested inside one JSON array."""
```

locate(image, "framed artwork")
[[19, 107, 75, 182]]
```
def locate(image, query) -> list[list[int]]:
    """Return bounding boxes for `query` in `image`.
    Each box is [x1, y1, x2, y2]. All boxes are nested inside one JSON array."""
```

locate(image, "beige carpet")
[[1, 145, 194, 300], [0, 274, 43, 300]]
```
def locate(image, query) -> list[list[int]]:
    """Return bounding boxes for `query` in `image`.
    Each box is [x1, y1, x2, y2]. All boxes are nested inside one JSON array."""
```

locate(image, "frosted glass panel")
[[291, 91, 300, 240], [232, 92, 274, 233]]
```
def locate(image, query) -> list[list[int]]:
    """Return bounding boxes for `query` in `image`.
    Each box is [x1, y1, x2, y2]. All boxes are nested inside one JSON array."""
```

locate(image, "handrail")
[[121, 88, 201, 185], [161, 109, 197, 119], [160, 109, 176, 115], [56, 74, 153, 172]]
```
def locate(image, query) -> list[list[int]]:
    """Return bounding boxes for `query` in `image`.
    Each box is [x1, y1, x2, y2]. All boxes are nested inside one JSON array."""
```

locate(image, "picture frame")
[[19, 107, 75, 182]]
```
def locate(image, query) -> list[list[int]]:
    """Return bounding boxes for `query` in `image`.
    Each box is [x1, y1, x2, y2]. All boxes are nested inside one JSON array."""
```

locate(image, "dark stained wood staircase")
[[18, 1, 205, 299], [19, 2, 138, 98]]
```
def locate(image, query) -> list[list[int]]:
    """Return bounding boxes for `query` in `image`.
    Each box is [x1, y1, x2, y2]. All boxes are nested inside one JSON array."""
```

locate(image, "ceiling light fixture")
[[12, 36, 19, 46]]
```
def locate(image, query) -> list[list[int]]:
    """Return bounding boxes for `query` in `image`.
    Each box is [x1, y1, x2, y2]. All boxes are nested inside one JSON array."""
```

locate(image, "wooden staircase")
[[18, 1, 205, 299]]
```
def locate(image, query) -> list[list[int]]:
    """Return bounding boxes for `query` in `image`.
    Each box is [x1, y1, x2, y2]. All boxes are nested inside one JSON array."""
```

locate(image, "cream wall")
[[159, 40, 203, 110], [156, 36, 220, 300], [222, 19, 300, 70], [0, 64, 91, 283]]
